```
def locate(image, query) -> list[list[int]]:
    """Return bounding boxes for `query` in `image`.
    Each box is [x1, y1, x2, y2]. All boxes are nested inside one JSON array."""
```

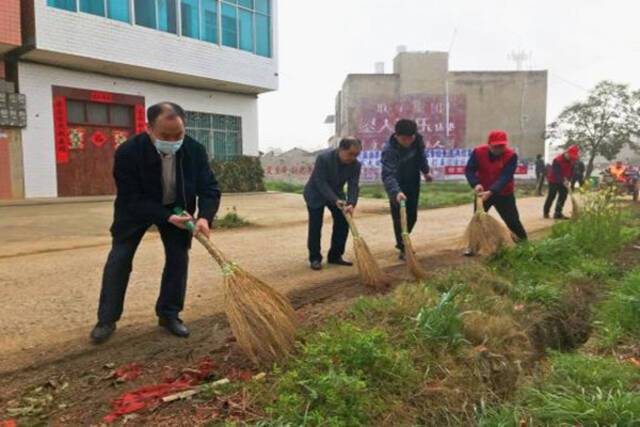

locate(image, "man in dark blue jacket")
[[91, 102, 221, 344], [303, 137, 362, 271], [381, 119, 431, 260]]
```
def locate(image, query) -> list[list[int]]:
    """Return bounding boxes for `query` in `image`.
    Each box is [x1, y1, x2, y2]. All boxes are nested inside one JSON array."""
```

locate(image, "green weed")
[[414, 285, 468, 348], [595, 269, 640, 348]]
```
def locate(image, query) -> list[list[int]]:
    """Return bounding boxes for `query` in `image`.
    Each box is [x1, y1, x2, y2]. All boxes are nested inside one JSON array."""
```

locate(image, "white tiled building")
[[9, 0, 278, 197]]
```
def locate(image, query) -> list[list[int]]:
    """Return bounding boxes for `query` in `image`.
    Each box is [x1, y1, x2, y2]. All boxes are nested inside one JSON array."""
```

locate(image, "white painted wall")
[[32, 0, 278, 92], [19, 61, 259, 198]]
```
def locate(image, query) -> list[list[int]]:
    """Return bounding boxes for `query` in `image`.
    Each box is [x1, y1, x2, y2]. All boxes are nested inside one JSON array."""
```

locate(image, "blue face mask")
[[155, 139, 183, 155]]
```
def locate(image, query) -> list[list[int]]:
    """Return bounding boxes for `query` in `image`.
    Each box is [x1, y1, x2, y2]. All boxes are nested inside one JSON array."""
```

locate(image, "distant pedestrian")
[[303, 137, 362, 271], [572, 159, 586, 189], [463, 130, 528, 256], [381, 119, 432, 260], [535, 154, 546, 196], [544, 145, 580, 220]]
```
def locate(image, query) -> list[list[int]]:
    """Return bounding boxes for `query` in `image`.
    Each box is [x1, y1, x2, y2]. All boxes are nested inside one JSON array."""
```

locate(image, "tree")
[[547, 81, 640, 178]]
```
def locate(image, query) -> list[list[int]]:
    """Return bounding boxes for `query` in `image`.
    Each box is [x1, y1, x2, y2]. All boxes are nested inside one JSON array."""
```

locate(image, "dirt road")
[[0, 193, 552, 373]]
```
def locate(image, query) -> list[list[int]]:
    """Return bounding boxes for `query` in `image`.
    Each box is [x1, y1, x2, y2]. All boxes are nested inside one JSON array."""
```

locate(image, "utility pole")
[[445, 28, 457, 147]]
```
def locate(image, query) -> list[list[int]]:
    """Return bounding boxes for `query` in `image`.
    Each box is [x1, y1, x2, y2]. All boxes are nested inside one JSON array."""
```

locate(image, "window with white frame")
[[47, 0, 272, 57], [185, 111, 242, 160]]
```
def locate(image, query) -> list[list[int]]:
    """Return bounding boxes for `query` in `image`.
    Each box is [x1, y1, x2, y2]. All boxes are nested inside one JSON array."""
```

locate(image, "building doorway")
[[52, 86, 145, 197]]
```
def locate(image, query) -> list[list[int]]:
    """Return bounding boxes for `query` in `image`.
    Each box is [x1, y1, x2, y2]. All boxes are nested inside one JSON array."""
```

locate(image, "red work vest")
[[473, 144, 515, 196], [547, 154, 573, 184]]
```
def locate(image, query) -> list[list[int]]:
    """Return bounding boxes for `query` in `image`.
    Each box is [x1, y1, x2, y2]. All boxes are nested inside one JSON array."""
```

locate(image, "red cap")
[[487, 130, 508, 146], [567, 145, 580, 161]]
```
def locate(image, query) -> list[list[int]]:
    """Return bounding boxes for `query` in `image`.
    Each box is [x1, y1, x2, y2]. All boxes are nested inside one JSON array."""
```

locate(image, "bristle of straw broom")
[[342, 210, 391, 289], [570, 192, 581, 220], [193, 233, 297, 365], [222, 265, 298, 364], [400, 201, 428, 281], [463, 197, 515, 256]]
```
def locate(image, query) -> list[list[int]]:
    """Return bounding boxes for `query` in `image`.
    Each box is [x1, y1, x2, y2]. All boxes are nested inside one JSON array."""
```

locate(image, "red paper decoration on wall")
[[91, 130, 109, 148], [112, 129, 131, 149], [134, 104, 146, 134], [53, 96, 70, 164]]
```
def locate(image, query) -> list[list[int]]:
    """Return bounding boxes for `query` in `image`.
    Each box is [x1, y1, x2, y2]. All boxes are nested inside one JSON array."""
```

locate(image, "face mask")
[[155, 139, 183, 155]]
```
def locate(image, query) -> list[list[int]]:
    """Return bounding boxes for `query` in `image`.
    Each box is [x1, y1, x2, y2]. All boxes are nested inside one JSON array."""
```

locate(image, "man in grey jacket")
[[381, 119, 431, 260], [303, 137, 362, 270]]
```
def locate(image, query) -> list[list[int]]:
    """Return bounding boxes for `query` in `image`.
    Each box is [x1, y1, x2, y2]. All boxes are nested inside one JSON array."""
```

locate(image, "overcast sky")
[[256, 0, 640, 153]]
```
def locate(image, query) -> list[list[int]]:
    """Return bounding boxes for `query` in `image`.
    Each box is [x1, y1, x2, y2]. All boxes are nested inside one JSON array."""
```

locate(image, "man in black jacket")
[[381, 119, 431, 260], [535, 154, 546, 196], [303, 137, 362, 271], [90, 102, 221, 344]]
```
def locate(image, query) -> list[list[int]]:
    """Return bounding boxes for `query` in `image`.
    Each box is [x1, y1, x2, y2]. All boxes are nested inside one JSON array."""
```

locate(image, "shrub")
[[551, 187, 624, 255], [211, 156, 266, 193], [265, 181, 304, 194]]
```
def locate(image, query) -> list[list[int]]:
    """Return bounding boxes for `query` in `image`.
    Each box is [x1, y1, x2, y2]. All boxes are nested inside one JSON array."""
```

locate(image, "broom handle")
[[172, 208, 229, 267], [340, 207, 360, 238], [474, 195, 484, 212], [399, 200, 409, 235]]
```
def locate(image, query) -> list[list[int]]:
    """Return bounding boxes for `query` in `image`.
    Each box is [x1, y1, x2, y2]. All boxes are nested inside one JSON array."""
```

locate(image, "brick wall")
[[0, 0, 21, 47]]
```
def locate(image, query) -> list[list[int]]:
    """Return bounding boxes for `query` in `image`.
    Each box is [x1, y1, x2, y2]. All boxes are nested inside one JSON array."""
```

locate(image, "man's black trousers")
[[97, 223, 191, 324], [307, 204, 349, 263], [390, 189, 419, 252], [478, 193, 528, 241], [544, 183, 568, 216]]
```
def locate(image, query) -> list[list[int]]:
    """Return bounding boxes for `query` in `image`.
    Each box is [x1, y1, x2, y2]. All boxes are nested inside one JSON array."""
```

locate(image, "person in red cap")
[[543, 145, 580, 219], [463, 130, 528, 256]]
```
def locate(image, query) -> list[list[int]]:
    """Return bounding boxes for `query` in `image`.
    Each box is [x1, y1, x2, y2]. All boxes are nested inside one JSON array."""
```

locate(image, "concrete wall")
[[449, 71, 547, 159], [261, 148, 318, 184], [25, 0, 279, 94], [19, 61, 260, 198], [393, 51, 448, 95], [338, 74, 399, 137], [335, 51, 548, 161]]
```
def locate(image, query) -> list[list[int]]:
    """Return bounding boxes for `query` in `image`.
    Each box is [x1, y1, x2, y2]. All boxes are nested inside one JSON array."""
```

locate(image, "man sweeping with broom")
[[543, 145, 580, 220], [90, 102, 221, 344], [463, 130, 528, 256], [381, 119, 432, 261], [304, 137, 362, 271]]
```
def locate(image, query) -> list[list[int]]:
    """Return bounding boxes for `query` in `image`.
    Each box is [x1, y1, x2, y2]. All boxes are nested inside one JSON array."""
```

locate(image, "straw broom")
[[341, 208, 391, 289], [176, 209, 297, 365], [463, 196, 515, 256], [567, 184, 582, 220], [399, 200, 428, 281]]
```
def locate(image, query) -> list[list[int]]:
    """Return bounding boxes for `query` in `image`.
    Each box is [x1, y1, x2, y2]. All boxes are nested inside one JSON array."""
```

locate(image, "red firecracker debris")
[[103, 357, 216, 423], [1, 419, 17, 427], [112, 363, 142, 382], [228, 369, 253, 382]]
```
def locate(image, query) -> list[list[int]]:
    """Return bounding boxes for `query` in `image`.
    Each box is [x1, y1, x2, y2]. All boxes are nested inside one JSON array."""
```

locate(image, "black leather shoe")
[[398, 251, 406, 261], [310, 260, 322, 271], [90, 322, 116, 344], [543, 213, 550, 219], [554, 214, 569, 220], [328, 258, 353, 267], [159, 317, 190, 338], [463, 247, 475, 257]]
